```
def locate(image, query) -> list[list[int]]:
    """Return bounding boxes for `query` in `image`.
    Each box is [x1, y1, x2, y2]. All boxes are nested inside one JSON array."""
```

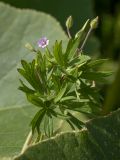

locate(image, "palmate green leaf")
[[79, 81, 102, 103], [60, 96, 76, 102], [51, 74, 61, 91], [31, 109, 46, 133], [18, 65, 43, 93], [54, 84, 68, 103], [66, 103, 100, 116], [26, 94, 44, 108], [21, 60, 31, 72], [18, 61, 40, 91], [67, 112, 84, 129], [81, 71, 113, 82], [64, 39, 73, 60], [64, 37, 80, 61], [20, 55, 48, 94], [68, 54, 91, 67], [44, 114, 53, 137], [45, 48, 57, 65], [87, 59, 109, 68], [47, 68, 54, 81], [36, 51, 46, 73], [19, 79, 35, 94], [0, 2, 67, 159], [53, 41, 65, 66], [15, 109, 120, 160], [34, 66, 47, 93]]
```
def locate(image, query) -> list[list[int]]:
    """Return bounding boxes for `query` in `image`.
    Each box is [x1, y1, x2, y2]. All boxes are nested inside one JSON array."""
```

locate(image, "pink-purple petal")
[[37, 37, 49, 48]]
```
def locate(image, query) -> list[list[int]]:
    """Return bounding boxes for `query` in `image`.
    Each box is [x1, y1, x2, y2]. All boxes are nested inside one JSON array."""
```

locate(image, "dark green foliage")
[[1, 0, 94, 36]]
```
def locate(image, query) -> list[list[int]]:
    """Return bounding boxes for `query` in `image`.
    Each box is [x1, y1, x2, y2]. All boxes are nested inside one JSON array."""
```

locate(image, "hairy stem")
[[79, 27, 92, 52], [67, 28, 72, 39], [21, 130, 33, 154], [53, 120, 64, 135]]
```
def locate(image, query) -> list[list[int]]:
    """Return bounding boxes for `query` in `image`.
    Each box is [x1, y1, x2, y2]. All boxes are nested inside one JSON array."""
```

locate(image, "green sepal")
[[75, 19, 90, 38]]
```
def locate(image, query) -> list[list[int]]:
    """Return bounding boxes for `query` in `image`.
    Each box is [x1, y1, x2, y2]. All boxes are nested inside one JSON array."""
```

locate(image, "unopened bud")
[[25, 43, 35, 52], [66, 16, 73, 29], [90, 16, 99, 29]]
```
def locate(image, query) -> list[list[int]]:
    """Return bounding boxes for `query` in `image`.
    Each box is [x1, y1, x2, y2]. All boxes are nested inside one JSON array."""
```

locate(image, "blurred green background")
[[0, 0, 94, 33]]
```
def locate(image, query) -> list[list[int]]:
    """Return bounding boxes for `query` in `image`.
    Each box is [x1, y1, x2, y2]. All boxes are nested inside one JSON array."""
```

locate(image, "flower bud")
[[90, 16, 99, 29], [25, 43, 35, 52], [66, 16, 73, 29]]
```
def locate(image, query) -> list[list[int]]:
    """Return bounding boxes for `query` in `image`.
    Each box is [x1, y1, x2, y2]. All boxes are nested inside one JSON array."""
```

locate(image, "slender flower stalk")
[[21, 130, 33, 154], [78, 17, 99, 53], [66, 16, 73, 39], [67, 28, 72, 39], [79, 27, 92, 52]]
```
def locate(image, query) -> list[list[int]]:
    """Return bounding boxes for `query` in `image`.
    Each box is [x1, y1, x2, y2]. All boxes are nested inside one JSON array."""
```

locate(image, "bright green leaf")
[[54, 84, 68, 103], [87, 59, 109, 68], [81, 71, 113, 82]]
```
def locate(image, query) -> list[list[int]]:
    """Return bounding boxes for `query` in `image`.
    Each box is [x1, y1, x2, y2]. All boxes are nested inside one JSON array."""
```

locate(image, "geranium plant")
[[17, 16, 112, 152]]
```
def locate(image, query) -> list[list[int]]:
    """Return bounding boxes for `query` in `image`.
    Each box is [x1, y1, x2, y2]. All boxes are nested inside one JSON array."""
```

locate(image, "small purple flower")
[[37, 37, 49, 48]]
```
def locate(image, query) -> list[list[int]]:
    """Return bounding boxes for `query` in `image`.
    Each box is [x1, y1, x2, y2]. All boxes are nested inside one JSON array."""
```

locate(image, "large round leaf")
[[0, 105, 36, 159], [0, 2, 67, 159], [15, 109, 120, 160], [0, 2, 67, 108]]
